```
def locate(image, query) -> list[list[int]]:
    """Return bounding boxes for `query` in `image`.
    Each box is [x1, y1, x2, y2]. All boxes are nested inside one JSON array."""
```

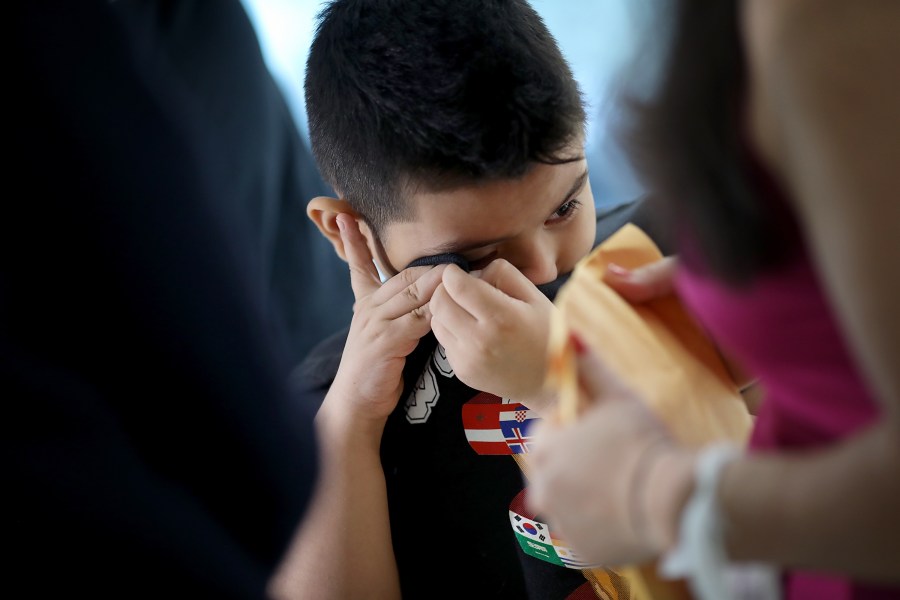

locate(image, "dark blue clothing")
[[112, 0, 353, 363], [7, 1, 317, 596]]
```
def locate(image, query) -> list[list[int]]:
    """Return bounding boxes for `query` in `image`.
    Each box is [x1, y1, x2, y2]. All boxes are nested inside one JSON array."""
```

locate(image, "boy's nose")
[[515, 242, 558, 286]]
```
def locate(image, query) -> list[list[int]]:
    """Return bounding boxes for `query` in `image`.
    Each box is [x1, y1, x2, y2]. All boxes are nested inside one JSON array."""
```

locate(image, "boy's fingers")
[[338, 214, 381, 301], [477, 259, 543, 303], [442, 263, 515, 322], [431, 313, 459, 348], [603, 256, 679, 304], [378, 264, 447, 320], [430, 282, 478, 338], [392, 302, 435, 342], [372, 265, 430, 304]]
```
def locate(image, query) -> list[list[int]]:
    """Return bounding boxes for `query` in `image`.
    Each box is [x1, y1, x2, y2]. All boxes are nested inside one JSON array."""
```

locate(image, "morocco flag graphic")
[[462, 393, 539, 455]]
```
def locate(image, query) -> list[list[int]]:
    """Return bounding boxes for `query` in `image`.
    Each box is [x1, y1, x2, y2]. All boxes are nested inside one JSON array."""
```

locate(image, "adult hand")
[[528, 339, 696, 566], [322, 215, 446, 446], [603, 256, 679, 303], [606, 256, 758, 395], [430, 260, 556, 411]]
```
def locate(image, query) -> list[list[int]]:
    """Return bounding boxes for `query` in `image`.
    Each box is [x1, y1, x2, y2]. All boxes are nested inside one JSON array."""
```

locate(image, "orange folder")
[[524, 224, 752, 599]]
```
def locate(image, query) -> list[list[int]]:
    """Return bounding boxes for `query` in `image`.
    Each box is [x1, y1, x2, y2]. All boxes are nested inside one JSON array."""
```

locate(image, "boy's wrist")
[[317, 384, 389, 457]]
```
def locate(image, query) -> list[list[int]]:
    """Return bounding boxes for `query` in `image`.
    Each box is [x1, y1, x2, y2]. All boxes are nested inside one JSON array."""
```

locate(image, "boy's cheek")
[[561, 206, 598, 272]]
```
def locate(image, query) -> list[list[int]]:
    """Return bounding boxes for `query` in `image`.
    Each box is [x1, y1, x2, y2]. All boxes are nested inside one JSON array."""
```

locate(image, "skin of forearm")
[[269, 392, 401, 600], [719, 420, 900, 582]]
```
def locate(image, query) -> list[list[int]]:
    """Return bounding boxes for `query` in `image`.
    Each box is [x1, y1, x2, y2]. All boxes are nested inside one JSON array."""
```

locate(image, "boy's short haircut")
[[305, 0, 586, 234]]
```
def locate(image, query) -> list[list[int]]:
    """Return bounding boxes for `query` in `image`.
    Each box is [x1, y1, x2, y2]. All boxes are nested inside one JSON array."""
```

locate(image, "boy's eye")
[[467, 250, 498, 271], [556, 201, 574, 216], [548, 198, 582, 223]]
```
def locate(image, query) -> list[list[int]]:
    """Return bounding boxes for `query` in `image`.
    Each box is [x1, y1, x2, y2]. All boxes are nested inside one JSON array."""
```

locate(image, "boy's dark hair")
[[305, 0, 586, 234]]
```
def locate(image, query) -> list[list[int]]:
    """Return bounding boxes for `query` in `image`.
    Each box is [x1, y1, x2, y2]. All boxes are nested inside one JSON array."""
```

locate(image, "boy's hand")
[[321, 215, 446, 446], [430, 260, 555, 411]]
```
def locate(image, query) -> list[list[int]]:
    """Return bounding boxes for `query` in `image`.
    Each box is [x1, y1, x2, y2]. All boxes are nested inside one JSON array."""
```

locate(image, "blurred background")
[[241, 0, 647, 211]]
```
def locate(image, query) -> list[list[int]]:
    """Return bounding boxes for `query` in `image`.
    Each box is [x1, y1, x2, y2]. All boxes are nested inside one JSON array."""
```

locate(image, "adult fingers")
[[603, 256, 679, 303], [571, 334, 634, 405], [338, 214, 382, 302], [526, 423, 568, 513], [526, 413, 561, 463]]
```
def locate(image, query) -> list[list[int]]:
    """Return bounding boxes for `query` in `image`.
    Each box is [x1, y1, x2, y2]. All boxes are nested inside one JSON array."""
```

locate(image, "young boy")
[[276, 1, 662, 598]]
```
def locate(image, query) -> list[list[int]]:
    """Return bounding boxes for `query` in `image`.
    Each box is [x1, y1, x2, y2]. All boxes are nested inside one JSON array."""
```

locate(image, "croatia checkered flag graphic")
[[462, 393, 540, 455]]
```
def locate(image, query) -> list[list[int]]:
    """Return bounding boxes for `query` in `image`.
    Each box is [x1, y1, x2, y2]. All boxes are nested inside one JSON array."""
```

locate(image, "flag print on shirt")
[[499, 405, 538, 453], [462, 393, 539, 455], [508, 489, 594, 570]]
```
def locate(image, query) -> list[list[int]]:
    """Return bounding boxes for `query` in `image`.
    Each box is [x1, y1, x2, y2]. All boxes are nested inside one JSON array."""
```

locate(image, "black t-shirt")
[[296, 201, 667, 599]]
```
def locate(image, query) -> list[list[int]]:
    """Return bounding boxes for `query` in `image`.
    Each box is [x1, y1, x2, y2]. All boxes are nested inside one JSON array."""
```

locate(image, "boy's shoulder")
[[290, 327, 348, 406], [596, 196, 671, 255]]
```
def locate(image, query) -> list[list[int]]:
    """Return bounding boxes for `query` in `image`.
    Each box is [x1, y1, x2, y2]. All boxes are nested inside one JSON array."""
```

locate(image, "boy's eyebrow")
[[422, 168, 590, 257], [563, 168, 589, 204]]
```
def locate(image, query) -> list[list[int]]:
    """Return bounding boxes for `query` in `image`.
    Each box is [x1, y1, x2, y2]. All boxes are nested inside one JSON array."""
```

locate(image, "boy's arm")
[[271, 216, 446, 600], [271, 388, 399, 600]]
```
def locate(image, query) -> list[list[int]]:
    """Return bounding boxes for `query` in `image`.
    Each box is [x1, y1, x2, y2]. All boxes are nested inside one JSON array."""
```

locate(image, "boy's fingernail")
[[470, 270, 483, 279], [569, 331, 588, 355], [336, 217, 345, 233], [607, 263, 630, 278]]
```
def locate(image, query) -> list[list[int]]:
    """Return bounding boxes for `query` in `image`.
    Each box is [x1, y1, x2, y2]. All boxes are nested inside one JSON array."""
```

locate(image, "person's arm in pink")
[[529, 0, 900, 582]]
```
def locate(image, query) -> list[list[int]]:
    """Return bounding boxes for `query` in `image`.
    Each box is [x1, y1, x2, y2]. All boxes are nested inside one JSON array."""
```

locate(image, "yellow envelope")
[[525, 223, 752, 599]]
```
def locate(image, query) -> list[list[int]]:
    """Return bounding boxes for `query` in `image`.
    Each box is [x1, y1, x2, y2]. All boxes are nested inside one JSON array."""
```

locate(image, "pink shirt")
[[677, 250, 896, 599]]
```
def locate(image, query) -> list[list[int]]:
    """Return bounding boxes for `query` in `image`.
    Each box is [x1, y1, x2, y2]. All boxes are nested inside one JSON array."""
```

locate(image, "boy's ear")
[[307, 196, 360, 262]]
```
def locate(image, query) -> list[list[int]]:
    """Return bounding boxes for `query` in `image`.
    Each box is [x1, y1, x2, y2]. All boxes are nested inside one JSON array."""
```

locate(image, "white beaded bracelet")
[[659, 443, 781, 600]]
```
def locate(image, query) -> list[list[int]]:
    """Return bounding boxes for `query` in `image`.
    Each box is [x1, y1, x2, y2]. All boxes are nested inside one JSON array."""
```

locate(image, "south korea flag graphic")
[[508, 489, 594, 570]]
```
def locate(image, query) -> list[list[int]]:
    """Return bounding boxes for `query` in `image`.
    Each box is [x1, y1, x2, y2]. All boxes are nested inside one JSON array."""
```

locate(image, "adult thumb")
[[603, 256, 679, 304]]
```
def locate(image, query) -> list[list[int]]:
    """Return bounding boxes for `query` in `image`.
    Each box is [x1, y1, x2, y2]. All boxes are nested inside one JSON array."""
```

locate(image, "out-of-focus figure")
[[529, 1, 900, 599]]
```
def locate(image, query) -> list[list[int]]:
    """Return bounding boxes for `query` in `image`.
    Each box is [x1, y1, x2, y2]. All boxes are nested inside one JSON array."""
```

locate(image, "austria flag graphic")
[[462, 393, 539, 455]]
